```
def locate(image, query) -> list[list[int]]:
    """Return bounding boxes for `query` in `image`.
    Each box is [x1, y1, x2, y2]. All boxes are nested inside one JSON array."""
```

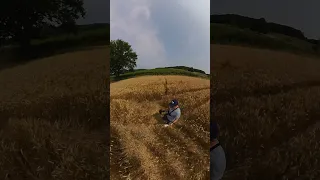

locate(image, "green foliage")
[[163, 66, 206, 74], [211, 23, 317, 55], [32, 24, 110, 46], [0, 0, 86, 48], [210, 14, 320, 56], [0, 24, 109, 63], [110, 39, 138, 77], [211, 14, 305, 39], [111, 68, 209, 82]]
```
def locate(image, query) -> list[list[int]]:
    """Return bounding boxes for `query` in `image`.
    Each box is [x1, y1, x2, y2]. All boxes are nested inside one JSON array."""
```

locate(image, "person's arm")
[[211, 139, 218, 148], [159, 109, 169, 115]]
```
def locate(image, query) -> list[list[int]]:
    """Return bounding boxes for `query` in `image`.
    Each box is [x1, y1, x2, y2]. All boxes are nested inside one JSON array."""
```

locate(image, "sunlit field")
[[110, 75, 210, 180], [211, 44, 320, 179], [0, 47, 109, 179]]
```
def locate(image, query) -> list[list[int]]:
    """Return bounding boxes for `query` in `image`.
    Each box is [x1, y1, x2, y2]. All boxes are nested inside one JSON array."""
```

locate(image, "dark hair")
[[210, 121, 219, 141]]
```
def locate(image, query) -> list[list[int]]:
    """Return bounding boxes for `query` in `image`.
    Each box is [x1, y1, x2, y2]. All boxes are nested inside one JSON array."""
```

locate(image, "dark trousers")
[[162, 115, 170, 124]]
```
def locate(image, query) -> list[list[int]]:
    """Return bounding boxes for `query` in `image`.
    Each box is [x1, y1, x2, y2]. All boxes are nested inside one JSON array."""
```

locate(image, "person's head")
[[210, 121, 219, 142], [169, 99, 179, 108]]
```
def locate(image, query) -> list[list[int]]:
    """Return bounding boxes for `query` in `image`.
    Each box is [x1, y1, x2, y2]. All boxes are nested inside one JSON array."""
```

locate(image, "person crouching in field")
[[211, 121, 226, 180], [159, 99, 181, 127]]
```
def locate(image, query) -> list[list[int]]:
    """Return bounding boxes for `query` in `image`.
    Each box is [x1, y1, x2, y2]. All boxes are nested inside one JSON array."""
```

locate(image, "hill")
[[161, 66, 206, 74], [211, 14, 305, 39], [210, 14, 320, 55], [30, 23, 110, 49], [0, 23, 110, 70], [2, 23, 110, 47], [111, 67, 209, 82], [36, 23, 110, 40], [211, 23, 320, 56]]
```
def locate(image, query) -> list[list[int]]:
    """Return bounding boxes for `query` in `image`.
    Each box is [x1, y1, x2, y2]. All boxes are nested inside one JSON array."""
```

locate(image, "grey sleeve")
[[210, 146, 226, 180], [172, 111, 181, 121], [175, 112, 181, 120]]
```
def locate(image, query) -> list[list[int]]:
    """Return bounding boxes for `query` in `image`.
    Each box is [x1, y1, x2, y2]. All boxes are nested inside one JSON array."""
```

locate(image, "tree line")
[[0, 0, 86, 49], [162, 66, 206, 74], [211, 14, 318, 44]]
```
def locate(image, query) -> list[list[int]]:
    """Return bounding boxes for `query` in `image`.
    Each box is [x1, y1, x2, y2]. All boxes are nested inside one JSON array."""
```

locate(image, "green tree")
[[0, 0, 86, 49], [110, 39, 138, 77]]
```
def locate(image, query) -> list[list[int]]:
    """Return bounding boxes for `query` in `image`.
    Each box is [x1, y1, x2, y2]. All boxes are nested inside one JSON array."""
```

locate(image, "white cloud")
[[111, 0, 210, 73], [110, 0, 168, 69]]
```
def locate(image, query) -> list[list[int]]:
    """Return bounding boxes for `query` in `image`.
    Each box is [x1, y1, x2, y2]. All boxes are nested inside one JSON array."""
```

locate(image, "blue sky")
[[110, 0, 210, 73]]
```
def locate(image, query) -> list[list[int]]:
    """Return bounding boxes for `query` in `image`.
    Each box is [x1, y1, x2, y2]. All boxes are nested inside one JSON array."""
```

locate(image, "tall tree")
[[110, 39, 138, 77], [0, 0, 86, 49]]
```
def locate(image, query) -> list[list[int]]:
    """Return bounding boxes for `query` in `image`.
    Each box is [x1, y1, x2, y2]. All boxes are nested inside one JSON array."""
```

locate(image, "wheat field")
[[110, 75, 210, 180], [211, 44, 320, 179], [0, 47, 109, 179]]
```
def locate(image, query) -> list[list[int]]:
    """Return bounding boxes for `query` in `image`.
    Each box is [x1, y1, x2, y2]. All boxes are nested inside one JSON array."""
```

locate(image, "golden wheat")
[[211, 44, 320, 179], [0, 47, 109, 179], [110, 75, 210, 180]]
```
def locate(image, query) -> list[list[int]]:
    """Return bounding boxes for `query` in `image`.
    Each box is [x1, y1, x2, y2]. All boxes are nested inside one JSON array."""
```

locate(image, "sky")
[[110, 0, 210, 73], [211, 0, 320, 39], [76, 0, 110, 24]]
